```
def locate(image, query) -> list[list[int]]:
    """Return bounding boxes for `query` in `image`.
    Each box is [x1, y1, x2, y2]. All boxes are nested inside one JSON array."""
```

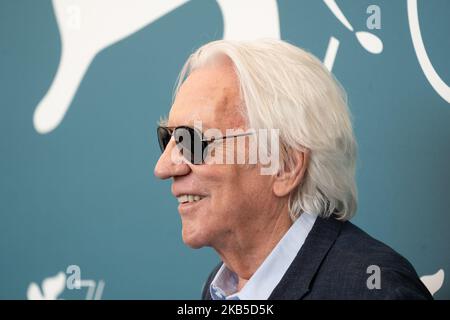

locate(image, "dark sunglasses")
[[157, 125, 254, 164]]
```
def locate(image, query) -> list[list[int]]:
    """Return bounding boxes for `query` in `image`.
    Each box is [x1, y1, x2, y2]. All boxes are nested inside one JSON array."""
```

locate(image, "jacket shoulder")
[[308, 220, 433, 299]]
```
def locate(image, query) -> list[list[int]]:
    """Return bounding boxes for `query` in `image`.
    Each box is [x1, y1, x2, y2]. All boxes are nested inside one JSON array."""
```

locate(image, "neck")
[[213, 204, 294, 291]]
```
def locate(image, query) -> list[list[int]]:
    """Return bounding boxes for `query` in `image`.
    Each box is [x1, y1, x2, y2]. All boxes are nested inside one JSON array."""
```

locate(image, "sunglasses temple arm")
[[202, 131, 255, 142]]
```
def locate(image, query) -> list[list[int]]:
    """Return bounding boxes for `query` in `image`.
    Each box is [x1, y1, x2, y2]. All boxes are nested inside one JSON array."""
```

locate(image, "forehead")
[[168, 61, 245, 130]]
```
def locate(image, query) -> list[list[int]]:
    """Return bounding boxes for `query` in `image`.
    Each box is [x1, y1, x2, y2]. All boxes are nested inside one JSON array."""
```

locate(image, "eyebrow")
[[157, 116, 213, 130]]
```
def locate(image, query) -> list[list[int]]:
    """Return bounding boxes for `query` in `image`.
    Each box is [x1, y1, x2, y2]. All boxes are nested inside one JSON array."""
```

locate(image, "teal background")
[[0, 0, 449, 299]]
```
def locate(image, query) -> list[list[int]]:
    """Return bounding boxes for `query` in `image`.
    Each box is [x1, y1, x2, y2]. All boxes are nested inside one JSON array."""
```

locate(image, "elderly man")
[[154, 39, 432, 300]]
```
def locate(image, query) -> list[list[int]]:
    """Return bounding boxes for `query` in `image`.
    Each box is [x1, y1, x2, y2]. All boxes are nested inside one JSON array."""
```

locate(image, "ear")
[[273, 150, 309, 198]]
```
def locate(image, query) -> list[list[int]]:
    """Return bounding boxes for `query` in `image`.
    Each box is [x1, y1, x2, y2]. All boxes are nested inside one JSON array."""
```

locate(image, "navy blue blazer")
[[201, 216, 433, 300]]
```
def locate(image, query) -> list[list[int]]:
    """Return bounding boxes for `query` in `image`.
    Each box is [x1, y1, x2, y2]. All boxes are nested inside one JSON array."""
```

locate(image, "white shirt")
[[210, 211, 317, 300]]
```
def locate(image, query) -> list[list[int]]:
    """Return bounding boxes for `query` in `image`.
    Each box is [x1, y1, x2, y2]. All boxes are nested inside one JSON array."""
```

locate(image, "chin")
[[181, 227, 209, 249]]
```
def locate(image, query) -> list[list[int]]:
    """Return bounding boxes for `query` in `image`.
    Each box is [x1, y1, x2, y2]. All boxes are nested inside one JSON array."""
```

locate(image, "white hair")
[[174, 39, 357, 221]]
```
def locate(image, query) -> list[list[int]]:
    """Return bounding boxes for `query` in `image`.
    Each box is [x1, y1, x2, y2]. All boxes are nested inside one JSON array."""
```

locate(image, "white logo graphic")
[[33, 0, 390, 133], [324, 1, 383, 54], [32, 0, 448, 133], [27, 272, 66, 300], [323, 0, 383, 71], [33, 0, 280, 134], [420, 269, 445, 296], [407, 0, 450, 103], [27, 266, 105, 300]]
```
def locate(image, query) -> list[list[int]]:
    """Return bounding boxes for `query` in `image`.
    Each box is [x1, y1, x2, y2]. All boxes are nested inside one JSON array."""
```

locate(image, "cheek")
[[210, 168, 272, 212]]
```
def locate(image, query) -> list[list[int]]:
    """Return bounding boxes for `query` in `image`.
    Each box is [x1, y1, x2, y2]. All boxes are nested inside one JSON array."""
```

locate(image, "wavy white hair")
[[174, 39, 357, 221]]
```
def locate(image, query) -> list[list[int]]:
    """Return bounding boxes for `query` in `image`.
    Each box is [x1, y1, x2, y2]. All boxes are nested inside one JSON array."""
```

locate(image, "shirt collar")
[[210, 211, 317, 300]]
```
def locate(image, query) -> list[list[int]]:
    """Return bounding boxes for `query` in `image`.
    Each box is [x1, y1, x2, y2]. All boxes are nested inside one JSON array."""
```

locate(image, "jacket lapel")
[[268, 216, 344, 300]]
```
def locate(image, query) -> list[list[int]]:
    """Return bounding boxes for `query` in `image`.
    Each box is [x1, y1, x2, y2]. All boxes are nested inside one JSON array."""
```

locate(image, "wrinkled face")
[[154, 60, 277, 249]]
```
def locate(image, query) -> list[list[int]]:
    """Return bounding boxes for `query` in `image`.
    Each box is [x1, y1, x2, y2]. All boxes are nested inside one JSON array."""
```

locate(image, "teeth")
[[177, 194, 204, 203]]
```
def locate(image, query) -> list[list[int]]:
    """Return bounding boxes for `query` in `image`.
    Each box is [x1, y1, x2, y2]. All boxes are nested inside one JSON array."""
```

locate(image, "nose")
[[154, 138, 191, 179]]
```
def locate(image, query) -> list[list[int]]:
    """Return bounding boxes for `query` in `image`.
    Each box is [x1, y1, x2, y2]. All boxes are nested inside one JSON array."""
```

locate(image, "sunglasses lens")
[[157, 126, 207, 164], [157, 127, 171, 152], [174, 127, 204, 164]]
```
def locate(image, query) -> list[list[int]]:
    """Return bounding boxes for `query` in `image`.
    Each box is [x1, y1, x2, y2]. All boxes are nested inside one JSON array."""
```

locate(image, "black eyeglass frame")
[[157, 125, 255, 164]]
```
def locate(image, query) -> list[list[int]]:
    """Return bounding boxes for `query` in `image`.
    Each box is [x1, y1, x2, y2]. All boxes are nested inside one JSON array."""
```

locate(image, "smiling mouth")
[[177, 195, 206, 204]]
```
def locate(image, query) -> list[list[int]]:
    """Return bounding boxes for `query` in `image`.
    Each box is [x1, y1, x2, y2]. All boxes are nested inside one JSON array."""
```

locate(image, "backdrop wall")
[[0, 0, 449, 299]]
